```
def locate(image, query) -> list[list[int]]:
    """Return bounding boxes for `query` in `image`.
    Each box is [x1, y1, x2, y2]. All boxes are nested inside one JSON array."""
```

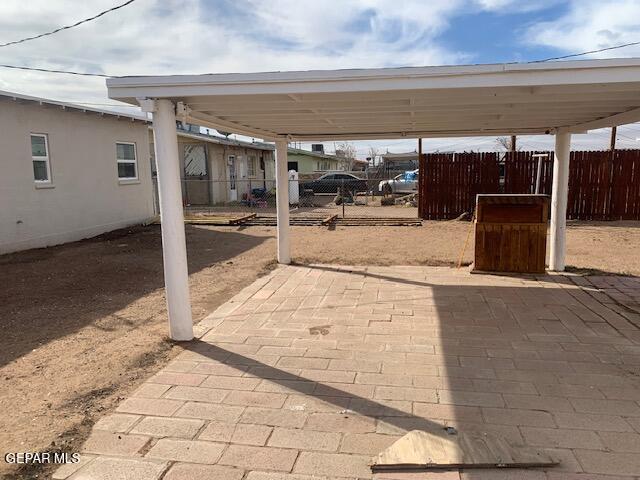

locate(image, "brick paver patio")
[[55, 265, 640, 479]]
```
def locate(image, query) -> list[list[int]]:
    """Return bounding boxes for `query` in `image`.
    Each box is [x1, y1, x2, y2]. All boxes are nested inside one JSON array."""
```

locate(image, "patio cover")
[[106, 58, 640, 340], [107, 58, 640, 140]]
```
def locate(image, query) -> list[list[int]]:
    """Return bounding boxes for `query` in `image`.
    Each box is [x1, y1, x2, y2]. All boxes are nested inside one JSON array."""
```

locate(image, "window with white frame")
[[317, 160, 331, 170], [317, 160, 330, 171], [116, 142, 138, 180], [247, 155, 257, 177], [31, 134, 51, 183]]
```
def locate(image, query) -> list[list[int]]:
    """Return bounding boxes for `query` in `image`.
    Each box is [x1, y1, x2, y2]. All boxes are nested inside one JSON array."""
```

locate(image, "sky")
[[1, 0, 640, 157]]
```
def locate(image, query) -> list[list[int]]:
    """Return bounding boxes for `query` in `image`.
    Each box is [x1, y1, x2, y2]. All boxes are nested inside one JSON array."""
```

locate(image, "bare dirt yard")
[[1, 219, 639, 478]]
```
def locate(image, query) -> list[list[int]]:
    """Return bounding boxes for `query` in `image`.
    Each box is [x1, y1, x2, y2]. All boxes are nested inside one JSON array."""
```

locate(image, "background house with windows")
[[0, 90, 154, 254], [149, 125, 275, 207], [286, 144, 348, 174]]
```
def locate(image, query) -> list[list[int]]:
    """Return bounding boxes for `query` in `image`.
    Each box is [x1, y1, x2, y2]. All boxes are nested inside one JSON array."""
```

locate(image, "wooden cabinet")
[[473, 195, 549, 274]]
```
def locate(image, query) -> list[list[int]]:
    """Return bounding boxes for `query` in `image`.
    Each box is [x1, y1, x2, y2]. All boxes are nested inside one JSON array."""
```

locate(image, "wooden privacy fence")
[[503, 149, 640, 220], [567, 149, 640, 220], [419, 152, 500, 220], [419, 149, 640, 220], [503, 151, 554, 195]]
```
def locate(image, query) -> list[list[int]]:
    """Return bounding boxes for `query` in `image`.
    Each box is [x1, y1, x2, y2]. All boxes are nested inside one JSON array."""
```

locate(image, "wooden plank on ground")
[[229, 213, 257, 225], [183, 216, 233, 225], [322, 214, 338, 225], [372, 430, 558, 472]]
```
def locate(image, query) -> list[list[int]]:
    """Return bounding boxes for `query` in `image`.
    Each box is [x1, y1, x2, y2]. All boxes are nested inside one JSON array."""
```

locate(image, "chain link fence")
[[153, 172, 420, 222]]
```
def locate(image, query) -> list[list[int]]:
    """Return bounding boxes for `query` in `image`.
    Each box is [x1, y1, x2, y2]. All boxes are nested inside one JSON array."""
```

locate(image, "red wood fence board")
[[419, 149, 640, 221]]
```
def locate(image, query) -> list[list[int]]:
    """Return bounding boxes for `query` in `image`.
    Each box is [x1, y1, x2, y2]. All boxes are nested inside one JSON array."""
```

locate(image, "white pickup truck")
[[378, 169, 419, 194]]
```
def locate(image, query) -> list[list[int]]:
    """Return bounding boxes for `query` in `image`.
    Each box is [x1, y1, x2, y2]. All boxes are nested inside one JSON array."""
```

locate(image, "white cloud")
[[525, 0, 640, 57], [474, 0, 515, 9], [0, 0, 468, 105], [0, 0, 636, 154], [473, 0, 562, 13]]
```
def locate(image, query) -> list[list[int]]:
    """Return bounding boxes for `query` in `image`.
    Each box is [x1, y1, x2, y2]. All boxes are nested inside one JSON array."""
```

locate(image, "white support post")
[[549, 131, 571, 272], [152, 99, 194, 340], [275, 139, 291, 264]]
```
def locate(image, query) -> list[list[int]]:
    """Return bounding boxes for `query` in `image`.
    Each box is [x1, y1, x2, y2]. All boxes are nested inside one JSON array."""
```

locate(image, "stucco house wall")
[[0, 97, 154, 254], [150, 129, 275, 205]]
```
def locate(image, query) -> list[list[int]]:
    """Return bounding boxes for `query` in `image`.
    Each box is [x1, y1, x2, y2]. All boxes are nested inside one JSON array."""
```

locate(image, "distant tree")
[[495, 137, 510, 151], [335, 142, 357, 170], [496, 136, 521, 151], [367, 146, 380, 167]]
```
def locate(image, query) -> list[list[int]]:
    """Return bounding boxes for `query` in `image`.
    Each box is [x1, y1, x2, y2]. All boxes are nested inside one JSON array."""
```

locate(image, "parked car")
[[302, 172, 369, 194], [378, 169, 419, 194]]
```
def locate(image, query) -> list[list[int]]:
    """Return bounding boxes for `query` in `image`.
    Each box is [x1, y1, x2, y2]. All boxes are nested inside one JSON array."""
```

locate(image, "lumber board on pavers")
[[372, 430, 558, 471]]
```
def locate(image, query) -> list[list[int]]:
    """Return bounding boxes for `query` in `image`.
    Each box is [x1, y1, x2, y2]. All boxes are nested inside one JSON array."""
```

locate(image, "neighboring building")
[[351, 159, 369, 171], [149, 125, 275, 206], [380, 151, 419, 174], [287, 144, 348, 173], [0, 90, 154, 254]]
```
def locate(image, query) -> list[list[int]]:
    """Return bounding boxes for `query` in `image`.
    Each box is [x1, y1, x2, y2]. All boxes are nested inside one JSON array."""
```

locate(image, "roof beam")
[[290, 128, 553, 141], [189, 90, 640, 111], [187, 111, 282, 140], [566, 107, 640, 132], [220, 106, 629, 121]]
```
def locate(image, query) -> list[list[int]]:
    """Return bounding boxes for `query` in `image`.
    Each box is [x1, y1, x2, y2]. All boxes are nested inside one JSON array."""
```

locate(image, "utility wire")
[[0, 0, 139, 48], [531, 40, 640, 62], [3, 42, 640, 78], [0, 63, 110, 77]]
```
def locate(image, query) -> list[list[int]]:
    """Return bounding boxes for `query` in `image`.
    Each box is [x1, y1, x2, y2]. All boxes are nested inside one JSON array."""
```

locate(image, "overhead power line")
[[531, 40, 640, 62], [1, 31, 640, 80], [0, 63, 110, 77], [0, 0, 138, 48]]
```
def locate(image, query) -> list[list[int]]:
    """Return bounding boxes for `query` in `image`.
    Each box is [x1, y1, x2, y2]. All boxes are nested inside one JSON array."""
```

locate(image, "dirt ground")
[[1, 220, 639, 478]]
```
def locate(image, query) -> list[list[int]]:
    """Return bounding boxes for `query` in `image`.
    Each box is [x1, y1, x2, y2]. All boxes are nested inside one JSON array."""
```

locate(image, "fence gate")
[[419, 152, 500, 220]]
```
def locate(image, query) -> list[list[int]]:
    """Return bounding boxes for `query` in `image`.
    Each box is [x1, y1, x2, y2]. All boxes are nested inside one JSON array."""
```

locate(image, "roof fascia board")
[[176, 129, 274, 150], [0, 90, 148, 123], [287, 148, 340, 160], [107, 60, 640, 100]]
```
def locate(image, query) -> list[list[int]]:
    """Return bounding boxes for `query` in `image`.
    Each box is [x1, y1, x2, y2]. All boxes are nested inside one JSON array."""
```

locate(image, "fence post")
[[342, 178, 345, 218]]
